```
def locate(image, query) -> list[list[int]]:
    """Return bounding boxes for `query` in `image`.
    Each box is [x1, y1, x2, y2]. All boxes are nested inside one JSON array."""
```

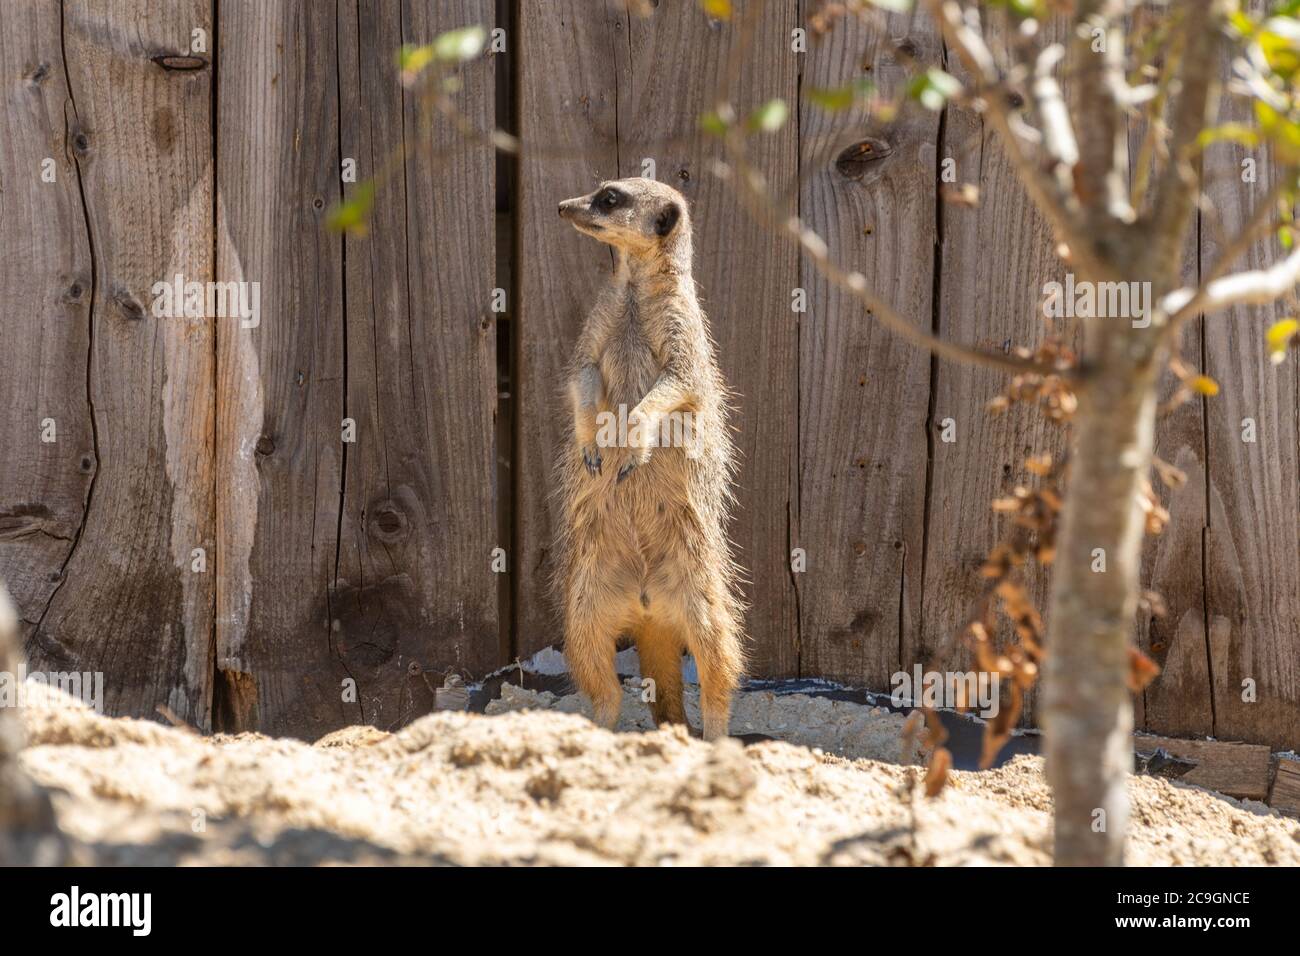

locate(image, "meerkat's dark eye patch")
[[654, 202, 681, 238], [593, 187, 626, 213]]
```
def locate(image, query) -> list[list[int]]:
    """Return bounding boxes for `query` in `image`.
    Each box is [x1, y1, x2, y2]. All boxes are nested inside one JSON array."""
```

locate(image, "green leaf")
[[1229, 9, 1258, 37], [747, 98, 789, 133], [397, 43, 436, 78], [1196, 123, 1261, 148], [805, 78, 875, 112], [698, 110, 730, 136], [1266, 317, 1299, 362], [432, 25, 487, 62], [326, 182, 376, 236], [1254, 100, 1300, 161], [1006, 0, 1045, 17], [908, 68, 961, 111], [1257, 17, 1300, 78], [1281, 225, 1294, 249]]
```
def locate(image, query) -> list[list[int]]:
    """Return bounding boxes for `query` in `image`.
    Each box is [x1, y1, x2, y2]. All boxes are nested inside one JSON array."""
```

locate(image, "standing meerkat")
[[552, 177, 744, 741]]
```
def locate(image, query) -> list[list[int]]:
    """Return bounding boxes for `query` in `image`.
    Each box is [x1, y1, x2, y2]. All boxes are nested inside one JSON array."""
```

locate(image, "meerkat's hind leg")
[[684, 605, 742, 742], [564, 596, 626, 731], [633, 619, 686, 728]]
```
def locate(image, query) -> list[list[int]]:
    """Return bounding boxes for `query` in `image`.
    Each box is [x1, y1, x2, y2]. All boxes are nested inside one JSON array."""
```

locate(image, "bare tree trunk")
[[0, 584, 67, 865], [1043, 318, 1160, 866]]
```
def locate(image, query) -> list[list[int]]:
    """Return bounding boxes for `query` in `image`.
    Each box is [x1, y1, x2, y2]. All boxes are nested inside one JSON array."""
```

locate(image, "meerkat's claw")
[[616, 460, 637, 483], [582, 444, 602, 476]]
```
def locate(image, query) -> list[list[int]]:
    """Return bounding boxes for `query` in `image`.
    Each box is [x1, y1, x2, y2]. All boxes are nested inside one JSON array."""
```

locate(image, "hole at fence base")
[[213, 669, 259, 734]]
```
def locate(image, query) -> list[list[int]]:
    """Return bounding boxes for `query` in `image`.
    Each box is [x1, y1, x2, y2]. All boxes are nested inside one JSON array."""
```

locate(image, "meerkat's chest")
[[598, 306, 662, 408]]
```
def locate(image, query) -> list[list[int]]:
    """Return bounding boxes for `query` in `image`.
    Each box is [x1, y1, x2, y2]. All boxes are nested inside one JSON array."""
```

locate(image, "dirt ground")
[[16, 681, 1300, 866]]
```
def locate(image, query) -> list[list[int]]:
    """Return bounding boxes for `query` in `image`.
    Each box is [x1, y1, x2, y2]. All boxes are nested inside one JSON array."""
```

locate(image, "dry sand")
[[15, 681, 1300, 866]]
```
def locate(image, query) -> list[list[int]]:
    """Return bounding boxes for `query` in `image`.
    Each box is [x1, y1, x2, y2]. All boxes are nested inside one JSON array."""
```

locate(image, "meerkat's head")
[[558, 177, 690, 264]]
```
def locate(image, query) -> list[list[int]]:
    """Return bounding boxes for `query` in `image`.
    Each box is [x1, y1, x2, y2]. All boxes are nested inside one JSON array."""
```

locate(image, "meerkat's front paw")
[[617, 409, 655, 483], [581, 442, 603, 476], [616, 445, 652, 483]]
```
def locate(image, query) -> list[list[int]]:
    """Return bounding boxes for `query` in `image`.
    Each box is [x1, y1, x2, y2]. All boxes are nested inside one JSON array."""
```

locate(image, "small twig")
[[1160, 177, 1292, 339], [1163, 242, 1300, 320], [723, 138, 1064, 377], [923, 0, 1115, 282]]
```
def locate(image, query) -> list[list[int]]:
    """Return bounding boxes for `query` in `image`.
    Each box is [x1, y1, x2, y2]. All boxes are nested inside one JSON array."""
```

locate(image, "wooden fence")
[[1, 0, 1295, 748]]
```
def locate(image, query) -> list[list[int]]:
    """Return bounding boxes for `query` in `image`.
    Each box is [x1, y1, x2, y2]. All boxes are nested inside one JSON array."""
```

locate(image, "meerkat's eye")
[[594, 188, 624, 212]]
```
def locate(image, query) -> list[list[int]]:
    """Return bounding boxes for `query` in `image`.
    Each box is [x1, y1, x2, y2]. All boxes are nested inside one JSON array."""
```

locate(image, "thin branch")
[[722, 137, 1064, 377], [1162, 242, 1300, 319], [1072, 0, 1134, 221], [1032, 45, 1079, 180], [1146, 0, 1218, 268], [1131, 6, 1189, 214], [1160, 177, 1292, 335], [708, 0, 1064, 378], [923, 0, 1115, 281]]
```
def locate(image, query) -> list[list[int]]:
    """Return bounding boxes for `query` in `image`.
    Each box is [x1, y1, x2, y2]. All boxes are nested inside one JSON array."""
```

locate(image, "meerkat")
[[552, 177, 744, 742]]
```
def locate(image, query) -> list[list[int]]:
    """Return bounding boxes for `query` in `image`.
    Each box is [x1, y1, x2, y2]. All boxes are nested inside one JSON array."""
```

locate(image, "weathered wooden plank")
[[514, 0, 622, 660], [1134, 733, 1271, 802], [1201, 134, 1300, 750], [621, 1, 801, 676], [1136, 315, 1213, 738], [5, 0, 216, 727], [1132, 126, 1211, 738], [915, 17, 1065, 720], [1197, 0, 1299, 749], [0, 2, 94, 635], [216, 0, 347, 737], [797, 11, 937, 689], [333, 0, 499, 731], [1269, 758, 1300, 817]]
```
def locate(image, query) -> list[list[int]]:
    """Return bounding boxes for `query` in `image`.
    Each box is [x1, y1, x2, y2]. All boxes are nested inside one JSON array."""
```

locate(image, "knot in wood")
[[834, 138, 892, 180]]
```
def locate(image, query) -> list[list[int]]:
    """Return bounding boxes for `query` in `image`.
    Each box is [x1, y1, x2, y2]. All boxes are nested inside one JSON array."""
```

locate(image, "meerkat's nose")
[[558, 199, 579, 219]]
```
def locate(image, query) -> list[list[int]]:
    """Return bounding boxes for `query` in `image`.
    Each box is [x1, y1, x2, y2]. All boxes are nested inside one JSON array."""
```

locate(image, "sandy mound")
[[15, 682, 1300, 866], [485, 678, 923, 763]]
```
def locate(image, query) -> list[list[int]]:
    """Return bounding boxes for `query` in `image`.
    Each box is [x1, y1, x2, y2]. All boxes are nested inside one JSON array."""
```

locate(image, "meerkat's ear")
[[654, 201, 682, 238]]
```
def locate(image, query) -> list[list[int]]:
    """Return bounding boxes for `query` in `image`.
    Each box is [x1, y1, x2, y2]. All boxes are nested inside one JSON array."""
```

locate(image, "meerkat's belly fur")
[[552, 177, 744, 741]]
